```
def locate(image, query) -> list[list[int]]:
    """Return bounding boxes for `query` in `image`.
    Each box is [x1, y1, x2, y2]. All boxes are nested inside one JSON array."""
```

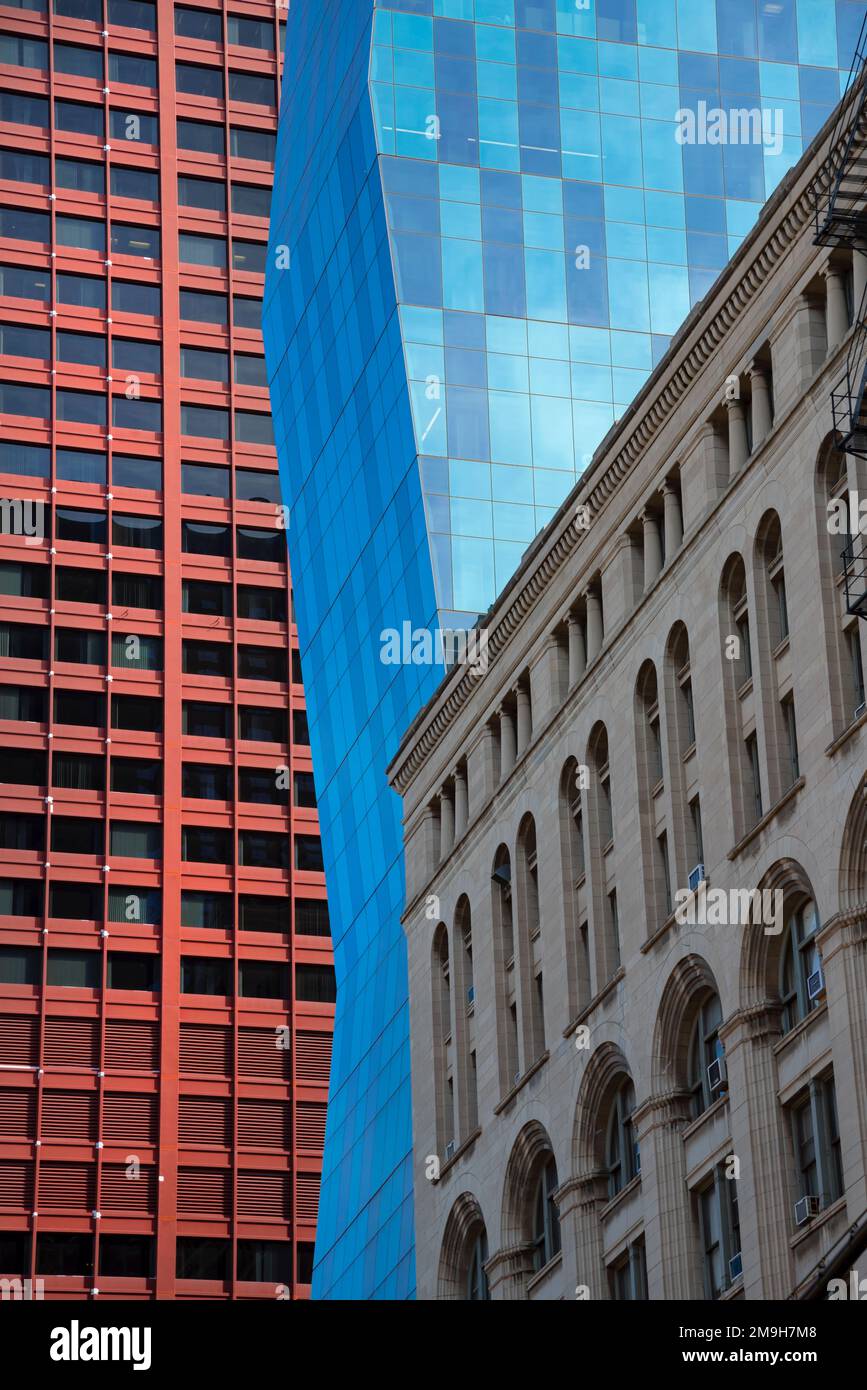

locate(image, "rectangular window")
[[181, 825, 231, 864], [57, 216, 105, 253], [56, 99, 104, 137], [58, 273, 105, 310], [237, 527, 283, 562], [108, 0, 155, 30], [0, 561, 49, 598], [182, 521, 231, 557], [229, 71, 275, 106], [293, 771, 317, 808], [0, 812, 44, 850], [183, 700, 231, 738], [232, 241, 268, 275], [180, 346, 229, 383], [178, 176, 226, 213], [176, 1237, 229, 1280], [0, 265, 50, 303], [55, 157, 104, 195], [110, 757, 161, 796], [52, 752, 104, 790], [110, 821, 161, 859], [51, 815, 101, 855], [239, 961, 288, 999], [0, 880, 44, 917], [239, 768, 286, 805], [0, 382, 48, 419], [47, 948, 101, 987], [57, 391, 107, 428], [111, 224, 159, 259], [112, 340, 161, 376], [183, 763, 231, 800], [849, 628, 866, 717], [48, 883, 101, 920], [54, 43, 103, 80], [54, 687, 106, 725], [0, 208, 49, 243], [181, 891, 232, 930], [99, 1235, 154, 1278], [183, 579, 231, 617], [180, 289, 227, 325], [109, 109, 158, 144], [181, 404, 229, 439], [296, 964, 337, 1003], [107, 952, 158, 991], [112, 281, 160, 316], [746, 733, 763, 823], [175, 62, 224, 100], [175, 5, 222, 41], [0, 92, 48, 127], [56, 331, 106, 369], [689, 798, 704, 866], [177, 118, 225, 155], [54, 628, 104, 665], [112, 514, 163, 550], [180, 958, 230, 997], [239, 831, 289, 870], [0, 622, 48, 661], [111, 693, 162, 732], [108, 53, 156, 87], [112, 397, 161, 432], [0, 151, 48, 186], [295, 899, 329, 937], [37, 1234, 92, 1277], [294, 835, 323, 873], [0, 685, 46, 722], [237, 586, 286, 622], [0, 35, 46, 70], [57, 448, 106, 485], [782, 697, 799, 785], [292, 709, 309, 744], [3, 747, 48, 784], [231, 184, 271, 219], [239, 707, 285, 743], [239, 646, 287, 683], [111, 165, 158, 202], [227, 16, 273, 50], [112, 571, 161, 609], [111, 633, 162, 671], [239, 895, 289, 932], [233, 294, 262, 329], [236, 1242, 290, 1285]]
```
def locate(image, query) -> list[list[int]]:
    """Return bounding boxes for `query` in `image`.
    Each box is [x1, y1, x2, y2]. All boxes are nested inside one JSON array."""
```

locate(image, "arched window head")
[[723, 555, 752, 686], [606, 1079, 640, 1197], [759, 512, 788, 647], [531, 1155, 561, 1273], [465, 1228, 489, 1300], [687, 993, 725, 1118], [668, 623, 695, 751], [780, 900, 823, 1034]]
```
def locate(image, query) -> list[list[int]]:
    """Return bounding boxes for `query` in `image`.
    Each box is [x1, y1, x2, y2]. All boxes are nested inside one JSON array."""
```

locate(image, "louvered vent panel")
[[41, 1091, 97, 1141], [296, 1103, 327, 1152], [38, 1163, 94, 1210], [237, 1101, 289, 1150], [295, 1172, 320, 1223], [44, 1018, 98, 1069], [178, 1097, 230, 1147], [237, 1170, 290, 1220], [100, 1163, 157, 1213], [0, 1015, 37, 1067], [179, 1025, 231, 1076], [177, 1167, 231, 1215], [104, 1021, 159, 1072], [0, 1088, 35, 1138], [295, 1031, 331, 1084], [0, 1160, 33, 1208], [238, 1027, 290, 1079], [102, 1093, 158, 1144]]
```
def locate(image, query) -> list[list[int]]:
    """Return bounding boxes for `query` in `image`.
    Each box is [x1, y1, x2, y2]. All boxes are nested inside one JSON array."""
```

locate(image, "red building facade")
[[0, 0, 333, 1299]]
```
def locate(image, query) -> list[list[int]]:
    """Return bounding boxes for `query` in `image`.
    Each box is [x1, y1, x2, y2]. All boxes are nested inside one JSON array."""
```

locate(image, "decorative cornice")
[[388, 85, 862, 798]]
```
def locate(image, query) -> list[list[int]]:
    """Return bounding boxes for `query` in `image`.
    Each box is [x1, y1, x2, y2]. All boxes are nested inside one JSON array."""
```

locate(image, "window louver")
[[0, 1088, 36, 1137], [178, 1096, 230, 1147], [38, 1162, 95, 1210], [237, 1100, 289, 1149], [237, 1169, 290, 1220], [102, 1093, 158, 1144], [104, 1020, 159, 1071], [41, 1090, 97, 1140], [0, 1014, 38, 1067], [295, 1030, 331, 1083], [296, 1103, 326, 1152], [238, 1026, 289, 1079], [295, 1172, 320, 1223], [0, 1159, 33, 1208], [100, 1163, 157, 1213], [177, 1167, 231, 1215], [179, 1024, 231, 1075], [44, 1017, 98, 1069]]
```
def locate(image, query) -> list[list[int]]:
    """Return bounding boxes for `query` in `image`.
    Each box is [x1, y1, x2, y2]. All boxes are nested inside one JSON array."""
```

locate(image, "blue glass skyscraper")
[[264, 0, 861, 1298]]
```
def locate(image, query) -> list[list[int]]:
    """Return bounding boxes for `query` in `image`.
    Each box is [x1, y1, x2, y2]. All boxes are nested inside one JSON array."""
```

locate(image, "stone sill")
[[772, 999, 827, 1060], [789, 1194, 847, 1252], [825, 706, 867, 757], [526, 1251, 563, 1297], [494, 1050, 550, 1115], [728, 776, 805, 860], [600, 1172, 641, 1223], [434, 1126, 481, 1185], [563, 967, 625, 1037]]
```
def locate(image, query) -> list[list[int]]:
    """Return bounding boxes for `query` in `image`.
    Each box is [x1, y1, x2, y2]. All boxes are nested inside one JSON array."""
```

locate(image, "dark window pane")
[[0, 812, 44, 851], [112, 514, 163, 549], [54, 44, 103, 80], [110, 757, 161, 795], [176, 1237, 229, 1280], [47, 947, 101, 984], [49, 883, 101, 920], [108, 885, 161, 924], [230, 127, 275, 162], [56, 391, 106, 427], [227, 17, 273, 50], [112, 397, 162, 431], [0, 37, 48, 71], [55, 158, 104, 194], [295, 964, 336, 1003], [181, 462, 230, 498], [108, 0, 155, 30], [175, 5, 222, 41], [239, 707, 285, 743], [237, 586, 286, 622], [112, 340, 161, 374], [237, 527, 282, 561], [182, 521, 230, 557], [295, 898, 330, 937], [112, 571, 162, 608], [229, 72, 275, 106], [293, 771, 317, 808], [181, 825, 231, 863], [183, 579, 230, 616], [177, 119, 225, 155], [54, 628, 104, 665], [57, 273, 105, 309], [99, 1235, 154, 1278], [0, 622, 48, 661], [111, 632, 162, 670], [0, 208, 49, 243], [56, 215, 104, 252], [111, 224, 159, 259], [232, 184, 271, 219], [239, 960, 288, 999], [112, 281, 160, 315], [239, 768, 286, 805], [232, 241, 267, 275], [238, 646, 287, 682], [56, 507, 107, 544], [110, 165, 158, 201], [239, 831, 288, 870], [109, 53, 156, 87], [183, 700, 230, 737], [0, 879, 44, 916], [180, 346, 229, 382], [111, 693, 162, 732], [37, 1234, 92, 1276], [56, 332, 106, 369], [110, 821, 161, 858], [295, 835, 323, 873], [292, 709, 309, 744], [52, 751, 104, 790], [236, 1241, 290, 1284], [181, 890, 232, 930], [180, 289, 227, 325], [0, 383, 49, 418], [0, 150, 49, 185], [51, 815, 101, 855], [0, 92, 48, 127], [56, 100, 104, 137], [239, 895, 289, 932], [236, 411, 274, 444], [0, 685, 46, 721], [179, 176, 226, 212], [108, 952, 158, 990], [233, 295, 262, 329], [0, 265, 50, 303], [181, 404, 229, 438], [180, 958, 231, 996], [55, 567, 105, 605], [0, 441, 49, 476], [183, 763, 231, 800], [176, 63, 223, 99], [56, 449, 106, 484], [234, 355, 269, 388], [2, 747, 47, 784], [109, 109, 158, 144], [0, 560, 49, 598]]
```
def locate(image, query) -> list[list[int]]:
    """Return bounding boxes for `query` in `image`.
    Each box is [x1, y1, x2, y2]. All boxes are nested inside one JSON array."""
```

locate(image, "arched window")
[[780, 899, 823, 1034], [531, 1155, 561, 1273], [688, 993, 725, 1118], [636, 660, 672, 930], [431, 924, 454, 1156], [491, 846, 519, 1092], [516, 814, 545, 1061], [466, 1228, 489, 1300], [759, 512, 788, 648], [606, 1079, 639, 1197], [587, 722, 620, 980], [754, 512, 800, 802], [454, 896, 478, 1135], [560, 758, 591, 1014], [719, 555, 762, 841]]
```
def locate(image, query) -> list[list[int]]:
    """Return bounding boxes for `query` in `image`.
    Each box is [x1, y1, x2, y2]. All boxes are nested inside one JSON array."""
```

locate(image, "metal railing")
[[843, 536, 867, 619], [814, 9, 867, 246]]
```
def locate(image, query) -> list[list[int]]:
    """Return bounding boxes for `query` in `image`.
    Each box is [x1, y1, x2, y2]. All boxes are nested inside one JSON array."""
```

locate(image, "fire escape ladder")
[[815, 11, 867, 247]]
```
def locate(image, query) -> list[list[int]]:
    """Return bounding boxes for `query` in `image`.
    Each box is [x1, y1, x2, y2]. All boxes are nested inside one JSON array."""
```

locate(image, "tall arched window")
[[688, 993, 725, 1118], [431, 924, 454, 1157], [587, 722, 620, 981], [560, 758, 591, 1015], [636, 660, 672, 930], [531, 1155, 561, 1273], [516, 814, 545, 1062], [663, 623, 702, 898], [437, 1195, 490, 1301], [754, 512, 799, 804], [780, 899, 823, 1034], [491, 845, 519, 1092], [466, 1228, 489, 1300], [453, 896, 478, 1135], [606, 1079, 639, 1197], [719, 555, 762, 842], [816, 437, 867, 732]]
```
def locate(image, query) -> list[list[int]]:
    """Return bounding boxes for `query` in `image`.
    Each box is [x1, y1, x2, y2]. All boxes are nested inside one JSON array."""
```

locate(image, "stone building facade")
[[388, 98, 867, 1301]]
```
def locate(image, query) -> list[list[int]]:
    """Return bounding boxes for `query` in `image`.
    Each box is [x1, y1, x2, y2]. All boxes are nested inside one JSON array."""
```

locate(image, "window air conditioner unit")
[[707, 1056, 726, 1093], [729, 1252, 742, 1282], [467, 985, 475, 1005], [444, 1140, 456, 1162], [794, 1194, 822, 1227], [806, 963, 825, 1002], [688, 863, 706, 894]]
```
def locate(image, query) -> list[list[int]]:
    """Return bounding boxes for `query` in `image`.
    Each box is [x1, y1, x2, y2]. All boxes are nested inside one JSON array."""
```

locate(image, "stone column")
[[453, 764, 468, 841], [567, 612, 586, 687], [817, 912, 867, 1217], [721, 1005, 793, 1298], [485, 1244, 535, 1301], [661, 480, 683, 556], [748, 362, 773, 450], [515, 684, 532, 758], [558, 1173, 609, 1300], [585, 589, 603, 664], [823, 262, 850, 351], [439, 785, 455, 860], [642, 509, 663, 591], [726, 396, 750, 474], [633, 1092, 703, 1299], [498, 703, 516, 781]]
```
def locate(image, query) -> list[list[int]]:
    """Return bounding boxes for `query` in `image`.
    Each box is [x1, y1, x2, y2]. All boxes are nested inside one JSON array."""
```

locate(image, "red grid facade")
[[0, 0, 334, 1299]]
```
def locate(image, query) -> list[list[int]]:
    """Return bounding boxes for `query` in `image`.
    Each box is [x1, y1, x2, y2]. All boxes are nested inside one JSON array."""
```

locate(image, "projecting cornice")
[[388, 84, 860, 799]]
